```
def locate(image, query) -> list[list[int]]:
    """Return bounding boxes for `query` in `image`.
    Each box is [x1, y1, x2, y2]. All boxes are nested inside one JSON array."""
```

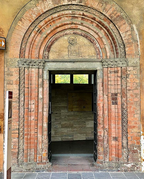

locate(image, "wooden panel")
[[68, 92, 92, 112]]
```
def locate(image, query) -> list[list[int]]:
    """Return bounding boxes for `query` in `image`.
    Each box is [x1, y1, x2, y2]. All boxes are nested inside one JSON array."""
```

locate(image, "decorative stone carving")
[[102, 58, 128, 67], [121, 68, 128, 162], [18, 59, 45, 68], [68, 36, 79, 58], [127, 58, 139, 67], [18, 67, 25, 165]]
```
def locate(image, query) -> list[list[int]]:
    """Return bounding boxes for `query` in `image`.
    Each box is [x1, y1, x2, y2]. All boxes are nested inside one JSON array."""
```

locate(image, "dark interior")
[[51, 140, 93, 154], [49, 71, 96, 157]]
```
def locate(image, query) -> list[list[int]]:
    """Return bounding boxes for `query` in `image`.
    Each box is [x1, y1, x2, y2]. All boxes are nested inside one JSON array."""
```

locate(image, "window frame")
[[51, 73, 94, 85]]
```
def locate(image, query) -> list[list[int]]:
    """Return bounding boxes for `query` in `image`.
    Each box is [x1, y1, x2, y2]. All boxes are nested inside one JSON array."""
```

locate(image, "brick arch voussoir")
[[32, 25, 113, 59], [24, 16, 124, 60], [22, 11, 121, 59], [6, 0, 139, 59], [33, 11, 121, 57], [21, 6, 125, 59], [29, 23, 109, 59]]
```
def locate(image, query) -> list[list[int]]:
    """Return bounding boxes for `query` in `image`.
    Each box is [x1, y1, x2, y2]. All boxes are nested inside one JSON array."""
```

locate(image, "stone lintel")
[[5, 58, 140, 68], [44, 62, 102, 71]]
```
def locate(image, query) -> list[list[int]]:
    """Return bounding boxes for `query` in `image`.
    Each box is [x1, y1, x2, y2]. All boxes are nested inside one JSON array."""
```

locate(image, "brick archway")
[[5, 0, 141, 171]]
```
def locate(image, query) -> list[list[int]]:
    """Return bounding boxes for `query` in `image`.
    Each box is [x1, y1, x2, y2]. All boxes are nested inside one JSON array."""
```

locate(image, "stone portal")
[[5, 0, 141, 171]]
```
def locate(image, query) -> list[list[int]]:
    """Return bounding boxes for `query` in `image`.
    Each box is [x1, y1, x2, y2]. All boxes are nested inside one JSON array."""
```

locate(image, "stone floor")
[[3, 172, 144, 179], [1, 156, 144, 179], [49, 155, 96, 171]]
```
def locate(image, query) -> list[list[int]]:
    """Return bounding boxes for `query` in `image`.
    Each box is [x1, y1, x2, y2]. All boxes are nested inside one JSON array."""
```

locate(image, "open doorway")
[[48, 71, 97, 164]]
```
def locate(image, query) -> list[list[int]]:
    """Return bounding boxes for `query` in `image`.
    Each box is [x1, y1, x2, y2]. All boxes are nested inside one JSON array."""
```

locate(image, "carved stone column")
[[121, 67, 128, 162], [18, 67, 25, 165]]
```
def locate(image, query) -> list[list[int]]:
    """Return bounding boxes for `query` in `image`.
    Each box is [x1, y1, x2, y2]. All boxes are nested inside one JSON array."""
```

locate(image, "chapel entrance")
[[48, 71, 97, 163]]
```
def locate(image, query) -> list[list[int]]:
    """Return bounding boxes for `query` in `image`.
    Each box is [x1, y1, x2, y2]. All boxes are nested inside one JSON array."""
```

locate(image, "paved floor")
[[9, 172, 144, 179], [49, 155, 96, 171], [1, 156, 144, 179], [1, 172, 144, 179]]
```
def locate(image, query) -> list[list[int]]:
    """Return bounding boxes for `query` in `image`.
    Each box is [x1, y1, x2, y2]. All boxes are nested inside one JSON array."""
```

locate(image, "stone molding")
[[127, 58, 139, 67], [18, 59, 45, 68], [5, 58, 139, 68], [102, 58, 128, 67]]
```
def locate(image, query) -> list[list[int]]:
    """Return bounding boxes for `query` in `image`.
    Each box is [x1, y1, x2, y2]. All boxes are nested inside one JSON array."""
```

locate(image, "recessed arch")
[[6, 1, 139, 60], [19, 5, 126, 59], [42, 29, 102, 59]]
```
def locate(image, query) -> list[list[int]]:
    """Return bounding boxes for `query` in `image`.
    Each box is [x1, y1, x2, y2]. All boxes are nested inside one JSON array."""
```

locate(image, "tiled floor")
[[1, 156, 144, 179], [9, 172, 144, 179], [1, 171, 144, 179]]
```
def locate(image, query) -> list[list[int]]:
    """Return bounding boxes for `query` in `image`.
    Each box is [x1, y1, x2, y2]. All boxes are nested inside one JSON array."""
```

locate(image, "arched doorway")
[[5, 0, 141, 171]]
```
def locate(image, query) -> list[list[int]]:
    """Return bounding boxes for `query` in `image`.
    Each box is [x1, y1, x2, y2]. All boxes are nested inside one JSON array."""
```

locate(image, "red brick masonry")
[[4, 0, 141, 171]]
